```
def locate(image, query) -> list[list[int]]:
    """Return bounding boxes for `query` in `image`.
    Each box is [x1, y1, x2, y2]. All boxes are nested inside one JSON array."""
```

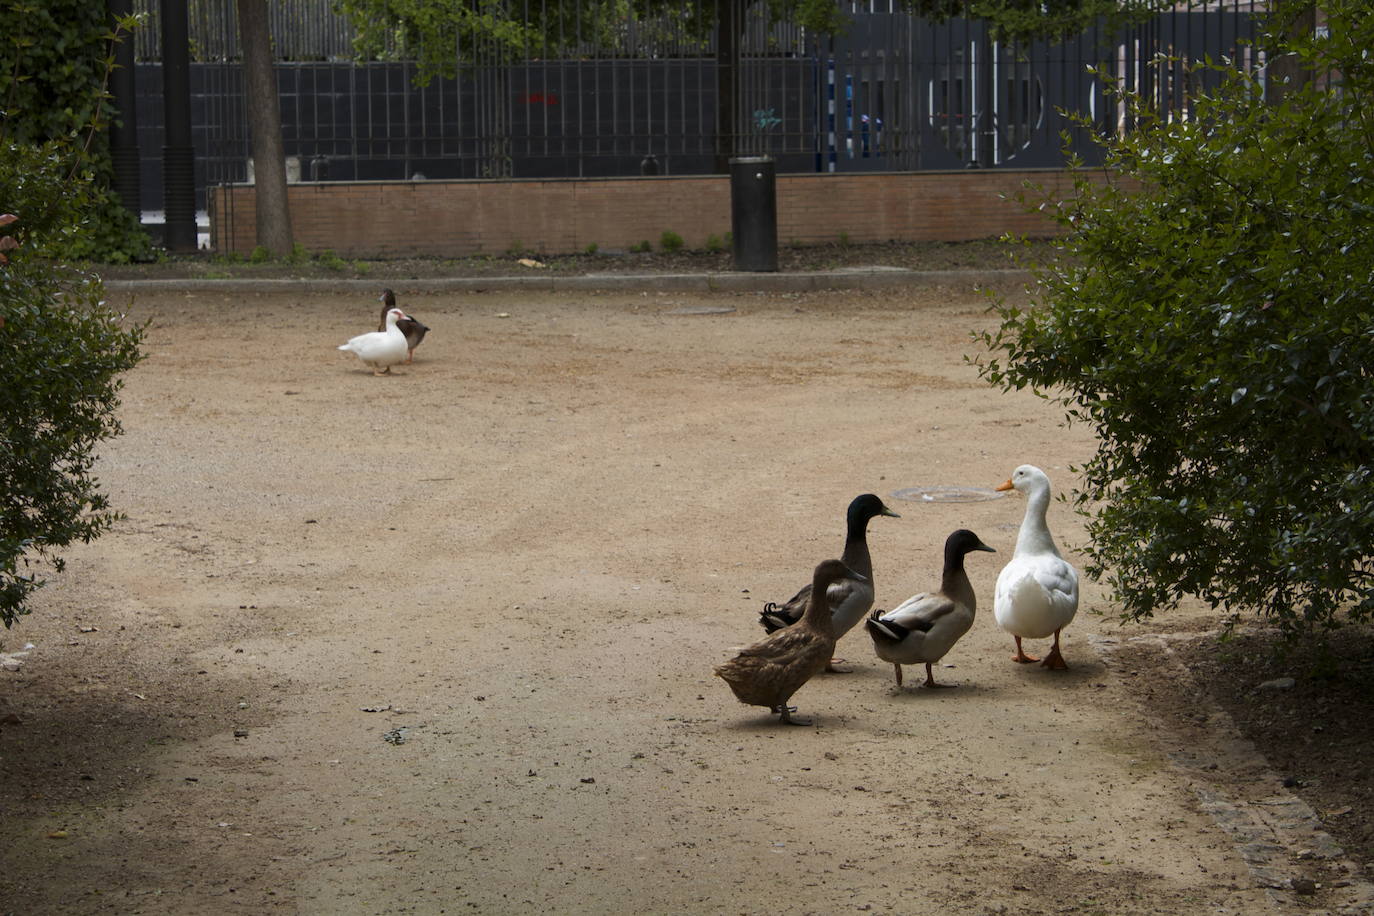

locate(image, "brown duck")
[[378, 289, 429, 363], [759, 493, 899, 672], [716, 558, 859, 725]]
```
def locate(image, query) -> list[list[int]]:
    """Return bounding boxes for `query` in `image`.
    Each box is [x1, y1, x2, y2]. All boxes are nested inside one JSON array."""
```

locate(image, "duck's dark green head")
[[848, 493, 900, 526], [946, 528, 995, 558]]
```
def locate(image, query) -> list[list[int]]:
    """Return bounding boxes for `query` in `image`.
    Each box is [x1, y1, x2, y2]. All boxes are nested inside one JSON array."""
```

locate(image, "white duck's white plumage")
[[339, 307, 409, 375], [866, 529, 995, 687], [993, 464, 1079, 669]]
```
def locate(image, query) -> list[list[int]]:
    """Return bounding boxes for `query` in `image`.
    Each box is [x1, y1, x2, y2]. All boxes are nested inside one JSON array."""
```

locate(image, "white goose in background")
[[339, 307, 409, 375], [993, 465, 1079, 669]]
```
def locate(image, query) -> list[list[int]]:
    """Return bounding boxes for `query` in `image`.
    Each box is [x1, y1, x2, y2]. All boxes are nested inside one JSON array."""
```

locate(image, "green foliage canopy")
[[0, 0, 151, 262], [978, 1, 1374, 635], [0, 243, 144, 627], [0, 10, 147, 626]]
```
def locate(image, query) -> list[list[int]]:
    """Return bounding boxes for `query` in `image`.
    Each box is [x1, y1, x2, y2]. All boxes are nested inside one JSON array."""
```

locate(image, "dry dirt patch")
[[1, 280, 1369, 914]]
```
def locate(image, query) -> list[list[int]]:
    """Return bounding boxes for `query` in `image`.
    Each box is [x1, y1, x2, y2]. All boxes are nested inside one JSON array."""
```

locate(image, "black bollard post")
[[729, 156, 777, 272]]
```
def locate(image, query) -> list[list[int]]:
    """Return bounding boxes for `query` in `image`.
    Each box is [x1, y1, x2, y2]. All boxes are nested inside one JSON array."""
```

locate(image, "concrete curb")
[[102, 268, 1033, 295]]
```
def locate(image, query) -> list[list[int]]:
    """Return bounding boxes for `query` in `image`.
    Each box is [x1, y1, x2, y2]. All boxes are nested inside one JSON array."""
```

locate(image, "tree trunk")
[[238, 0, 293, 255]]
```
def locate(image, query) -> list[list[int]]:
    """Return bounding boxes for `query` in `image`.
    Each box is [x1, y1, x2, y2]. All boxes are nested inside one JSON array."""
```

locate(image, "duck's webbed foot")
[[1040, 631, 1069, 670], [825, 658, 852, 674], [1011, 636, 1040, 664], [777, 705, 812, 726], [923, 662, 956, 688]]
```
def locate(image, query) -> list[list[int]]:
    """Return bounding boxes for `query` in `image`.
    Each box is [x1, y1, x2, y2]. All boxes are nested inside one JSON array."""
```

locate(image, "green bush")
[[659, 230, 684, 252], [978, 2, 1374, 637], [0, 2, 151, 263], [0, 12, 147, 627], [0, 246, 144, 627]]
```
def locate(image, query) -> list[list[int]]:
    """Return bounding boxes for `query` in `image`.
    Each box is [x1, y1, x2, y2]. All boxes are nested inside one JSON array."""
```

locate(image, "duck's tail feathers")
[[865, 608, 909, 643], [758, 602, 797, 633]]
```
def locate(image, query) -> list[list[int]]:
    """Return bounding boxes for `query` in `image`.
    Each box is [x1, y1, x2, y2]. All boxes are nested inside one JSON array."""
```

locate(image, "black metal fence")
[[128, 0, 1268, 212]]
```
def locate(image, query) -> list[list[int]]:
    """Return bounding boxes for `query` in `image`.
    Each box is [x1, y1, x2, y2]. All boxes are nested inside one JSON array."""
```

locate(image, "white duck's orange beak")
[[995, 479, 1014, 492]]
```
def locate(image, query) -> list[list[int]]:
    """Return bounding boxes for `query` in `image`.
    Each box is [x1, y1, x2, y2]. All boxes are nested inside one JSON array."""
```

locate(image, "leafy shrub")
[[0, 2, 151, 263], [1, 232, 144, 627], [704, 234, 724, 253], [0, 12, 147, 626], [977, 2, 1374, 637], [659, 230, 684, 252]]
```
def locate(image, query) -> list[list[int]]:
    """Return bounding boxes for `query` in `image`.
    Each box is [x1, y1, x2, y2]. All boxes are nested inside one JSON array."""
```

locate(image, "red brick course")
[[209, 169, 1089, 258]]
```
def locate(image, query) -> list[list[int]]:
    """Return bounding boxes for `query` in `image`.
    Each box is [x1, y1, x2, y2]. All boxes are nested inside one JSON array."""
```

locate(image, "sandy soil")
[[1, 278, 1369, 914]]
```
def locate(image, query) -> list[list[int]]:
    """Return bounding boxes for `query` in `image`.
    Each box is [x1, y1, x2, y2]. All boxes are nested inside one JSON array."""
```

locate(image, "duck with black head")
[[758, 493, 900, 672], [378, 289, 429, 363], [866, 528, 995, 687]]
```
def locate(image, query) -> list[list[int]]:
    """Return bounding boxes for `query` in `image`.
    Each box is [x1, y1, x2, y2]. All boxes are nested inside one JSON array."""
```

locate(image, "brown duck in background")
[[378, 289, 429, 363], [716, 559, 859, 725]]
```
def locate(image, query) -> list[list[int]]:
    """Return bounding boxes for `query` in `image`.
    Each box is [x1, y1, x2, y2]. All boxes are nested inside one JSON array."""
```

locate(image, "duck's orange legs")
[[1040, 630, 1069, 670], [1011, 636, 1039, 664]]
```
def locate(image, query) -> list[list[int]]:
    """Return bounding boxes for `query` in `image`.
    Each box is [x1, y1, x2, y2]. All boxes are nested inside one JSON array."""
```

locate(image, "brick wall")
[[209, 169, 1084, 258]]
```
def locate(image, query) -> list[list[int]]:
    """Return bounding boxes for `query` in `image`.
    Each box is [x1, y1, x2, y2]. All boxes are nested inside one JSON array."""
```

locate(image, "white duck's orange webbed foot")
[[1041, 632, 1069, 669], [1011, 637, 1039, 664]]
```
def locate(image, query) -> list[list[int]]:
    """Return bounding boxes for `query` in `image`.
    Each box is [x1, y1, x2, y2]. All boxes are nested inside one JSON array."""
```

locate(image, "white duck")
[[379, 289, 429, 363], [866, 529, 995, 687], [339, 307, 409, 375], [993, 465, 1079, 669]]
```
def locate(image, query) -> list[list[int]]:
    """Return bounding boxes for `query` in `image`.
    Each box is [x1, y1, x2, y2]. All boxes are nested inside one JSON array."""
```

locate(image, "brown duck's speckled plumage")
[[716, 558, 855, 725]]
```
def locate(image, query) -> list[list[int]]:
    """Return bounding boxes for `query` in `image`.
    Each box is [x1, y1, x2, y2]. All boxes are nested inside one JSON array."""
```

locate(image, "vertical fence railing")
[[130, 0, 1270, 214]]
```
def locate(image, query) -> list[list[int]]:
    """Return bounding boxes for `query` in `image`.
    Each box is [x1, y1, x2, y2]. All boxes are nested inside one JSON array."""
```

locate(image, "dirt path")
[[0, 281, 1349, 913]]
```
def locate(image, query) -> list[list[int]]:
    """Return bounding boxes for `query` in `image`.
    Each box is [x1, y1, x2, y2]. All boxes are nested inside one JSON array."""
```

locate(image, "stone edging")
[[101, 268, 1033, 295], [1090, 632, 1374, 915]]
